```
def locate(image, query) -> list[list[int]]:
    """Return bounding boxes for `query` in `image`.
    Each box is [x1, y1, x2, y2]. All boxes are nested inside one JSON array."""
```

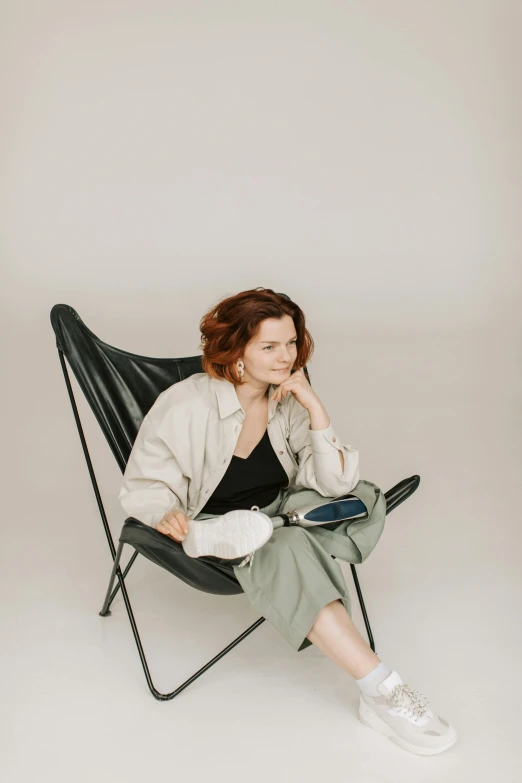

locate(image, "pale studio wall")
[[3, 0, 521, 337], [2, 1, 521, 508]]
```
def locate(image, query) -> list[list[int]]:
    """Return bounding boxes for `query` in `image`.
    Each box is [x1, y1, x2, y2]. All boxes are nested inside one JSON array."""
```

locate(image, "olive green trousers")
[[194, 479, 386, 652]]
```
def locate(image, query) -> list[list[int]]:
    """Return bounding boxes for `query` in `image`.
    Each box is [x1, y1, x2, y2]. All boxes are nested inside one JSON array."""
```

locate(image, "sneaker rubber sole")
[[358, 695, 458, 756], [182, 510, 274, 560]]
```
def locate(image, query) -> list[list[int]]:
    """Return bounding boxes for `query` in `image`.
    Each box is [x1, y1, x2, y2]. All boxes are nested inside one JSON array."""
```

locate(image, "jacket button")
[[279, 450, 283, 455], [332, 438, 336, 442]]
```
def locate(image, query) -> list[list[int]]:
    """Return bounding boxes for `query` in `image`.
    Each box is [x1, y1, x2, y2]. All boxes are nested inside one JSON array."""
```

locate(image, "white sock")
[[355, 661, 392, 697]]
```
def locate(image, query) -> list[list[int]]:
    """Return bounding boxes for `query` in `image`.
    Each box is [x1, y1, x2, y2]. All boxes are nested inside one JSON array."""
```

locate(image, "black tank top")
[[199, 428, 288, 515]]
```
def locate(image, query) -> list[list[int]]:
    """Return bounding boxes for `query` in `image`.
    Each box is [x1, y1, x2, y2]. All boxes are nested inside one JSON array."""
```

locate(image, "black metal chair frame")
[[52, 303, 420, 701]]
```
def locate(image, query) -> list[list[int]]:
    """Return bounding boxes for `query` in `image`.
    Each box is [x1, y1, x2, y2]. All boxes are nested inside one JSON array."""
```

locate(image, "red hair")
[[199, 287, 314, 385]]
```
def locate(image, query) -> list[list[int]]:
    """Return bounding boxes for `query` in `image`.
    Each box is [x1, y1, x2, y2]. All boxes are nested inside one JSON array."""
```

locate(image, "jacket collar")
[[211, 376, 282, 421]]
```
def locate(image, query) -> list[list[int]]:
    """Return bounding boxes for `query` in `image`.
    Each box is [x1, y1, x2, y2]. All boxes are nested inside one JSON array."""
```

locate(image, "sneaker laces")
[[388, 683, 430, 719], [237, 550, 256, 569]]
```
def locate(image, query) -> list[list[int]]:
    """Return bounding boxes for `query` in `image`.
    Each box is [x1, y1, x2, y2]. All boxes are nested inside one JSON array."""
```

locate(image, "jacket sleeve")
[[117, 414, 188, 528], [288, 401, 360, 497]]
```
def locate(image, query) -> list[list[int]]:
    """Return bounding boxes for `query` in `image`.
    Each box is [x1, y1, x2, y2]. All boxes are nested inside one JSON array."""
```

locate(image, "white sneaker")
[[182, 509, 274, 568], [358, 670, 458, 756]]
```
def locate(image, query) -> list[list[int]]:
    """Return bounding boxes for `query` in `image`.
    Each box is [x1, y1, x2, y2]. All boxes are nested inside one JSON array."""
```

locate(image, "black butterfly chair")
[[50, 300, 420, 702]]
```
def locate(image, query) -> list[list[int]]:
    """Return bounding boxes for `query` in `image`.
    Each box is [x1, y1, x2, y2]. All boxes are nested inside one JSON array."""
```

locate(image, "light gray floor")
[[3, 329, 521, 782]]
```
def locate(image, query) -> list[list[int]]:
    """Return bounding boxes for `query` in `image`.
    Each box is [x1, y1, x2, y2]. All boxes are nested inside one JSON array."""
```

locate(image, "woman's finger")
[[170, 520, 184, 540], [157, 512, 190, 541], [158, 519, 178, 539], [172, 511, 190, 535]]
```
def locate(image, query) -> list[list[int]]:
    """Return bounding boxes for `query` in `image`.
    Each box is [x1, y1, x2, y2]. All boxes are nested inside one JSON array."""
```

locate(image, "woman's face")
[[242, 315, 298, 386]]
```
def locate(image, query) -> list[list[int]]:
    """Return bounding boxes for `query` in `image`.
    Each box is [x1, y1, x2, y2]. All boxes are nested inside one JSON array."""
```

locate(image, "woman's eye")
[[264, 340, 297, 351]]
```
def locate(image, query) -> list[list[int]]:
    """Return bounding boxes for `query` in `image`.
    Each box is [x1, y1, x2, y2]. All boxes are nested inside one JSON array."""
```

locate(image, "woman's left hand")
[[270, 368, 322, 411]]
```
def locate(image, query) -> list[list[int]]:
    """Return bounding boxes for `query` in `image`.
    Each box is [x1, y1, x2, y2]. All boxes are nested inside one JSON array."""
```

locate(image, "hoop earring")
[[236, 360, 244, 380]]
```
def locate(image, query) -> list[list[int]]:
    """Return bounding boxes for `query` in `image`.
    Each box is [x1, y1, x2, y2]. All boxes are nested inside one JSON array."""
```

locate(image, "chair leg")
[[99, 540, 125, 616], [350, 563, 375, 653], [100, 544, 139, 615], [99, 540, 267, 700]]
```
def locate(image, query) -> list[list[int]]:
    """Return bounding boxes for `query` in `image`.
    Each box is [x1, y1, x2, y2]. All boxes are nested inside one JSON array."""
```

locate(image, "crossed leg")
[[277, 486, 386, 676], [307, 599, 382, 678]]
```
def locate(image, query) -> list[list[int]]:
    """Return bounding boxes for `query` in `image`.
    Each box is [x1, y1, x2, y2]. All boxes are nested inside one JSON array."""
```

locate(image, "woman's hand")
[[155, 509, 191, 542], [271, 368, 322, 411]]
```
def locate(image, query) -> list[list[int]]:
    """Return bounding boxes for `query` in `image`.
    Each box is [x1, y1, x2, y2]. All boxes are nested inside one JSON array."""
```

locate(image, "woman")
[[118, 287, 457, 756]]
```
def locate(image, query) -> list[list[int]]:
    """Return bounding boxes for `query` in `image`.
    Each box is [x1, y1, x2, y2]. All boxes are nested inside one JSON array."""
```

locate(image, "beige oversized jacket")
[[118, 372, 360, 527]]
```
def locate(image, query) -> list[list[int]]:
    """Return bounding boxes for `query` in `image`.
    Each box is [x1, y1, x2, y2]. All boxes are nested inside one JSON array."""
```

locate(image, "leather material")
[[119, 518, 242, 595], [51, 304, 205, 474]]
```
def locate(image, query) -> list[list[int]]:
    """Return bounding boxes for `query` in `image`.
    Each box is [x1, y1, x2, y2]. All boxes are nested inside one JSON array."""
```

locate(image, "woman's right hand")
[[155, 509, 192, 542]]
